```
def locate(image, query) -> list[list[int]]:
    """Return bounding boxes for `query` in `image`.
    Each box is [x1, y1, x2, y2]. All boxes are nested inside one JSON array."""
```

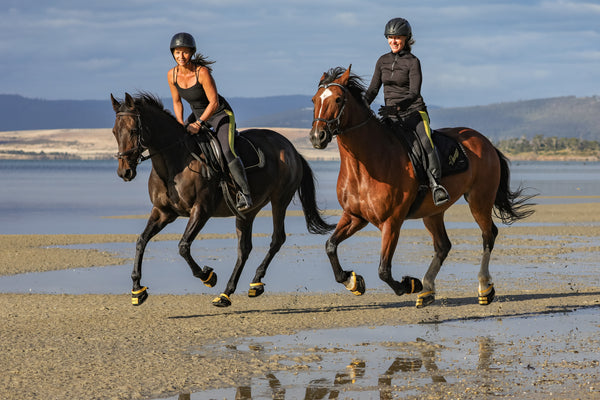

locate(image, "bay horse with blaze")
[[111, 92, 334, 307], [310, 66, 534, 307]]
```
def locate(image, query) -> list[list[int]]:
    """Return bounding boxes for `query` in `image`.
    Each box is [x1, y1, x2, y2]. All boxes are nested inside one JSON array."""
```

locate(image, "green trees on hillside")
[[495, 135, 600, 157]]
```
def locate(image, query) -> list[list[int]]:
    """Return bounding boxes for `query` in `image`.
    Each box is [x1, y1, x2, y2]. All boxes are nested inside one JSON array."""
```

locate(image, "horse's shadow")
[[168, 290, 600, 322]]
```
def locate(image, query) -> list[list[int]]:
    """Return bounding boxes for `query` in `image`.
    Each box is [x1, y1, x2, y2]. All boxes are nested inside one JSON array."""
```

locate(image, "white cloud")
[[0, 0, 598, 105]]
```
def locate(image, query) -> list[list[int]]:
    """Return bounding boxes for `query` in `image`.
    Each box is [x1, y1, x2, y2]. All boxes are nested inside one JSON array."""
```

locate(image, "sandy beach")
[[1, 202, 600, 399], [1, 128, 600, 398]]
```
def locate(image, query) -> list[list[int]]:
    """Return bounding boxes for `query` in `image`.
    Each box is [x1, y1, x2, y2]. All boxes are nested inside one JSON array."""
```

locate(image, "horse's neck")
[[338, 112, 401, 164], [143, 112, 189, 177]]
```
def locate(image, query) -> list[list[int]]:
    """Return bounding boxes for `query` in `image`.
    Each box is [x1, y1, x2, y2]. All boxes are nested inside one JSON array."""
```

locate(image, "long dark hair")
[[191, 53, 215, 72]]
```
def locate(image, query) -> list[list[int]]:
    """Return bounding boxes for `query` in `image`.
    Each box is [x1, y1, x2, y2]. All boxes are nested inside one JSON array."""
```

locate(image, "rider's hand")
[[186, 122, 200, 135], [378, 105, 398, 118], [186, 119, 207, 135]]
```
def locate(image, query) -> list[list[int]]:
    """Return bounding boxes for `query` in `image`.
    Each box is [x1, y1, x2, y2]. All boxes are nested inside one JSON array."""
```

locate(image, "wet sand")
[[1, 202, 600, 399]]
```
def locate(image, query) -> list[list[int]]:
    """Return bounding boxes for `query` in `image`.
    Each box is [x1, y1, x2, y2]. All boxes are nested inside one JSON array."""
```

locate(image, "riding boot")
[[426, 150, 450, 206], [228, 158, 253, 211]]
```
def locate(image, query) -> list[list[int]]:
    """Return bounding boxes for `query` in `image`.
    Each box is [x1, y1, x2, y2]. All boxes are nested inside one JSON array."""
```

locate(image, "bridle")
[[114, 111, 151, 164], [312, 82, 373, 137]]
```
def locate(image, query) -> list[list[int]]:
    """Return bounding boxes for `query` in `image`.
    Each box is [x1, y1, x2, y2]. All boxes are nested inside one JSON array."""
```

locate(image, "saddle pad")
[[433, 130, 469, 177]]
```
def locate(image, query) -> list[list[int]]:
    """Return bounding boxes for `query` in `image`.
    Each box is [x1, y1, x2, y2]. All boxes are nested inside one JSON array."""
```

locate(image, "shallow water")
[[158, 307, 600, 399], [3, 159, 600, 399], [1, 159, 600, 235]]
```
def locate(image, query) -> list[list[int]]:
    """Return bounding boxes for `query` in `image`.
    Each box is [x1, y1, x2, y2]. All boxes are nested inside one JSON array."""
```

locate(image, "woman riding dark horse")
[[310, 66, 534, 308], [168, 32, 252, 211], [111, 92, 334, 307]]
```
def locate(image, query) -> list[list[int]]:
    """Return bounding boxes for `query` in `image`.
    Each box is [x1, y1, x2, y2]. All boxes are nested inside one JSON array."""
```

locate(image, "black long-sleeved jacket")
[[364, 50, 427, 118]]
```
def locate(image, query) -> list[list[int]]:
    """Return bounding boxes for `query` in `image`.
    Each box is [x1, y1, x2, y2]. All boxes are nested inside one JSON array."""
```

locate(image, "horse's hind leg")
[[476, 217, 498, 306], [417, 214, 452, 308], [248, 204, 287, 298], [131, 208, 176, 306], [327, 212, 369, 295], [469, 198, 499, 306], [212, 214, 256, 307]]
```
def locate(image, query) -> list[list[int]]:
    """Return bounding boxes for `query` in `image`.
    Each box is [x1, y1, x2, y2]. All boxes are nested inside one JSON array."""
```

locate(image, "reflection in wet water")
[[161, 307, 600, 399]]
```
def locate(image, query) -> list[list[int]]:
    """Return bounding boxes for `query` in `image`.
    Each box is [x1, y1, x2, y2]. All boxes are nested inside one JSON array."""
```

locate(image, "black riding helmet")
[[170, 32, 196, 55], [384, 18, 412, 39]]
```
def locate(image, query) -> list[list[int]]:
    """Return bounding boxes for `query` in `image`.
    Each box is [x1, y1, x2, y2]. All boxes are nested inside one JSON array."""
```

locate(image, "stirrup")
[[236, 192, 253, 211], [432, 185, 449, 206]]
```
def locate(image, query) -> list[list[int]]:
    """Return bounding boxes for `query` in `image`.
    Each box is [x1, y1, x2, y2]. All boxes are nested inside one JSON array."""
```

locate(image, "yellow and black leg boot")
[[228, 158, 253, 211]]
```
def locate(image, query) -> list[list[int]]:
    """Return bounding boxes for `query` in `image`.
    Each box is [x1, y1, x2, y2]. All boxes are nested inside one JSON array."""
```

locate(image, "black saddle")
[[190, 129, 264, 178], [189, 129, 264, 218]]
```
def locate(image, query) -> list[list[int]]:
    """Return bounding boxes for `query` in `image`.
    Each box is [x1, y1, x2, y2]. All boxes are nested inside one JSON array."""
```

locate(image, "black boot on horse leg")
[[427, 150, 450, 206], [228, 157, 253, 211]]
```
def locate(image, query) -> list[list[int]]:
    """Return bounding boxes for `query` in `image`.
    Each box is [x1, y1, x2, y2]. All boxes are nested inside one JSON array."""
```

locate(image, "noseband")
[[312, 83, 373, 137], [312, 83, 347, 137], [114, 111, 149, 164]]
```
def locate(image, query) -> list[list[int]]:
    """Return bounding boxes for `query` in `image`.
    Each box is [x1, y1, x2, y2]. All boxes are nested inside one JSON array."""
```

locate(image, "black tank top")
[[174, 66, 230, 119]]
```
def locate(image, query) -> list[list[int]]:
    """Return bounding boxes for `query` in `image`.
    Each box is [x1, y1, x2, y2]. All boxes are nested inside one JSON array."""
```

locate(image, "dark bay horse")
[[309, 66, 534, 308], [111, 92, 334, 307]]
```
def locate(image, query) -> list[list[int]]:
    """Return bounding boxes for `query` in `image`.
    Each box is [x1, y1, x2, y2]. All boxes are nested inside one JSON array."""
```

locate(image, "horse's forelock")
[[320, 67, 367, 105]]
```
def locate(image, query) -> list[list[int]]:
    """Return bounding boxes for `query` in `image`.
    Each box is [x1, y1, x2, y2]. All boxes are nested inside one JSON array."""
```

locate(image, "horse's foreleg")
[[327, 212, 368, 295], [248, 206, 287, 298], [212, 215, 256, 307], [178, 207, 216, 288], [377, 220, 423, 297], [132, 208, 176, 306], [417, 215, 452, 308]]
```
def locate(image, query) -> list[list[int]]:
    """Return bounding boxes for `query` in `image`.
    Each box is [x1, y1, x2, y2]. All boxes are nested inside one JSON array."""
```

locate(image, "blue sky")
[[1, 0, 599, 107]]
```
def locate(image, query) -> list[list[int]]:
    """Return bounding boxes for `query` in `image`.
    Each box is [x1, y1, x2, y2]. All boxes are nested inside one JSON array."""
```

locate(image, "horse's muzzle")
[[117, 160, 137, 181], [310, 126, 332, 150], [118, 168, 137, 181]]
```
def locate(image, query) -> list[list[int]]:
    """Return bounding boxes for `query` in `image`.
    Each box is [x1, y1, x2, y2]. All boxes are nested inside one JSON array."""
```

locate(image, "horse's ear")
[[319, 72, 327, 85], [124, 92, 135, 110], [339, 64, 352, 85], [110, 94, 120, 112]]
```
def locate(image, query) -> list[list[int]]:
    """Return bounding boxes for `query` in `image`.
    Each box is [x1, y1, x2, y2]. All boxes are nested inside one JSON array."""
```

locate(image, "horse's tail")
[[493, 148, 537, 225], [298, 156, 336, 234]]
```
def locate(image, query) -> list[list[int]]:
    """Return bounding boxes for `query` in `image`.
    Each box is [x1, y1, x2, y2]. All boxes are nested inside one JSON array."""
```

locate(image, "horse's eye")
[[335, 97, 342, 104]]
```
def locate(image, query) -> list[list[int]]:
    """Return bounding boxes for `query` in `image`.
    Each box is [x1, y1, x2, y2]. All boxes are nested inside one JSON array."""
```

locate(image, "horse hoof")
[[401, 276, 423, 294], [131, 286, 148, 306], [344, 272, 366, 296], [212, 293, 232, 307], [416, 291, 435, 308], [478, 284, 495, 305], [248, 282, 265, 298], [201, 266, 217, 288]]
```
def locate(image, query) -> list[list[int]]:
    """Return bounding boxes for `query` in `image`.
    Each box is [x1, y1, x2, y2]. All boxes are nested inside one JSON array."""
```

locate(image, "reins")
[[313, 82, 374, 136], [114, 111, 183, 164]]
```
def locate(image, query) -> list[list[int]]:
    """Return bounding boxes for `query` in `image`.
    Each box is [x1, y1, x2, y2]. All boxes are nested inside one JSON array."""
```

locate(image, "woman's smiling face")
[[387, 35, 407, 53], [172, 47, 193, 65]]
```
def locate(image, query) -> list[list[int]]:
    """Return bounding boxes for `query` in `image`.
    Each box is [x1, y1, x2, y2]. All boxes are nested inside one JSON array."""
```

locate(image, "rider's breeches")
[[189, 109, 238, 163]]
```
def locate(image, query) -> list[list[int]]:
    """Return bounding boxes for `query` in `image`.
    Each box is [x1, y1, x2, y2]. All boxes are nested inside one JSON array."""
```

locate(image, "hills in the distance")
[[1, 93, 599, 142]]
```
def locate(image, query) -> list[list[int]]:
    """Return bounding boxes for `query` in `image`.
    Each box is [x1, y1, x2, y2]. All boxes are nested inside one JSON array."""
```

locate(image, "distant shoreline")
[[0, 128, 597, 162]]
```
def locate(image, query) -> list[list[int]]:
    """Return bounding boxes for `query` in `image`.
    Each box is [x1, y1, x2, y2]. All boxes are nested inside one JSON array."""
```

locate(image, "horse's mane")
[[319, 67, 369, 108], [132, 91, 181, 125]]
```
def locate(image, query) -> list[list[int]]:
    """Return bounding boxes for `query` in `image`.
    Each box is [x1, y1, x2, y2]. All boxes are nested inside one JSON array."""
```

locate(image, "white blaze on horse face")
[[316, 88, 334, 121]]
